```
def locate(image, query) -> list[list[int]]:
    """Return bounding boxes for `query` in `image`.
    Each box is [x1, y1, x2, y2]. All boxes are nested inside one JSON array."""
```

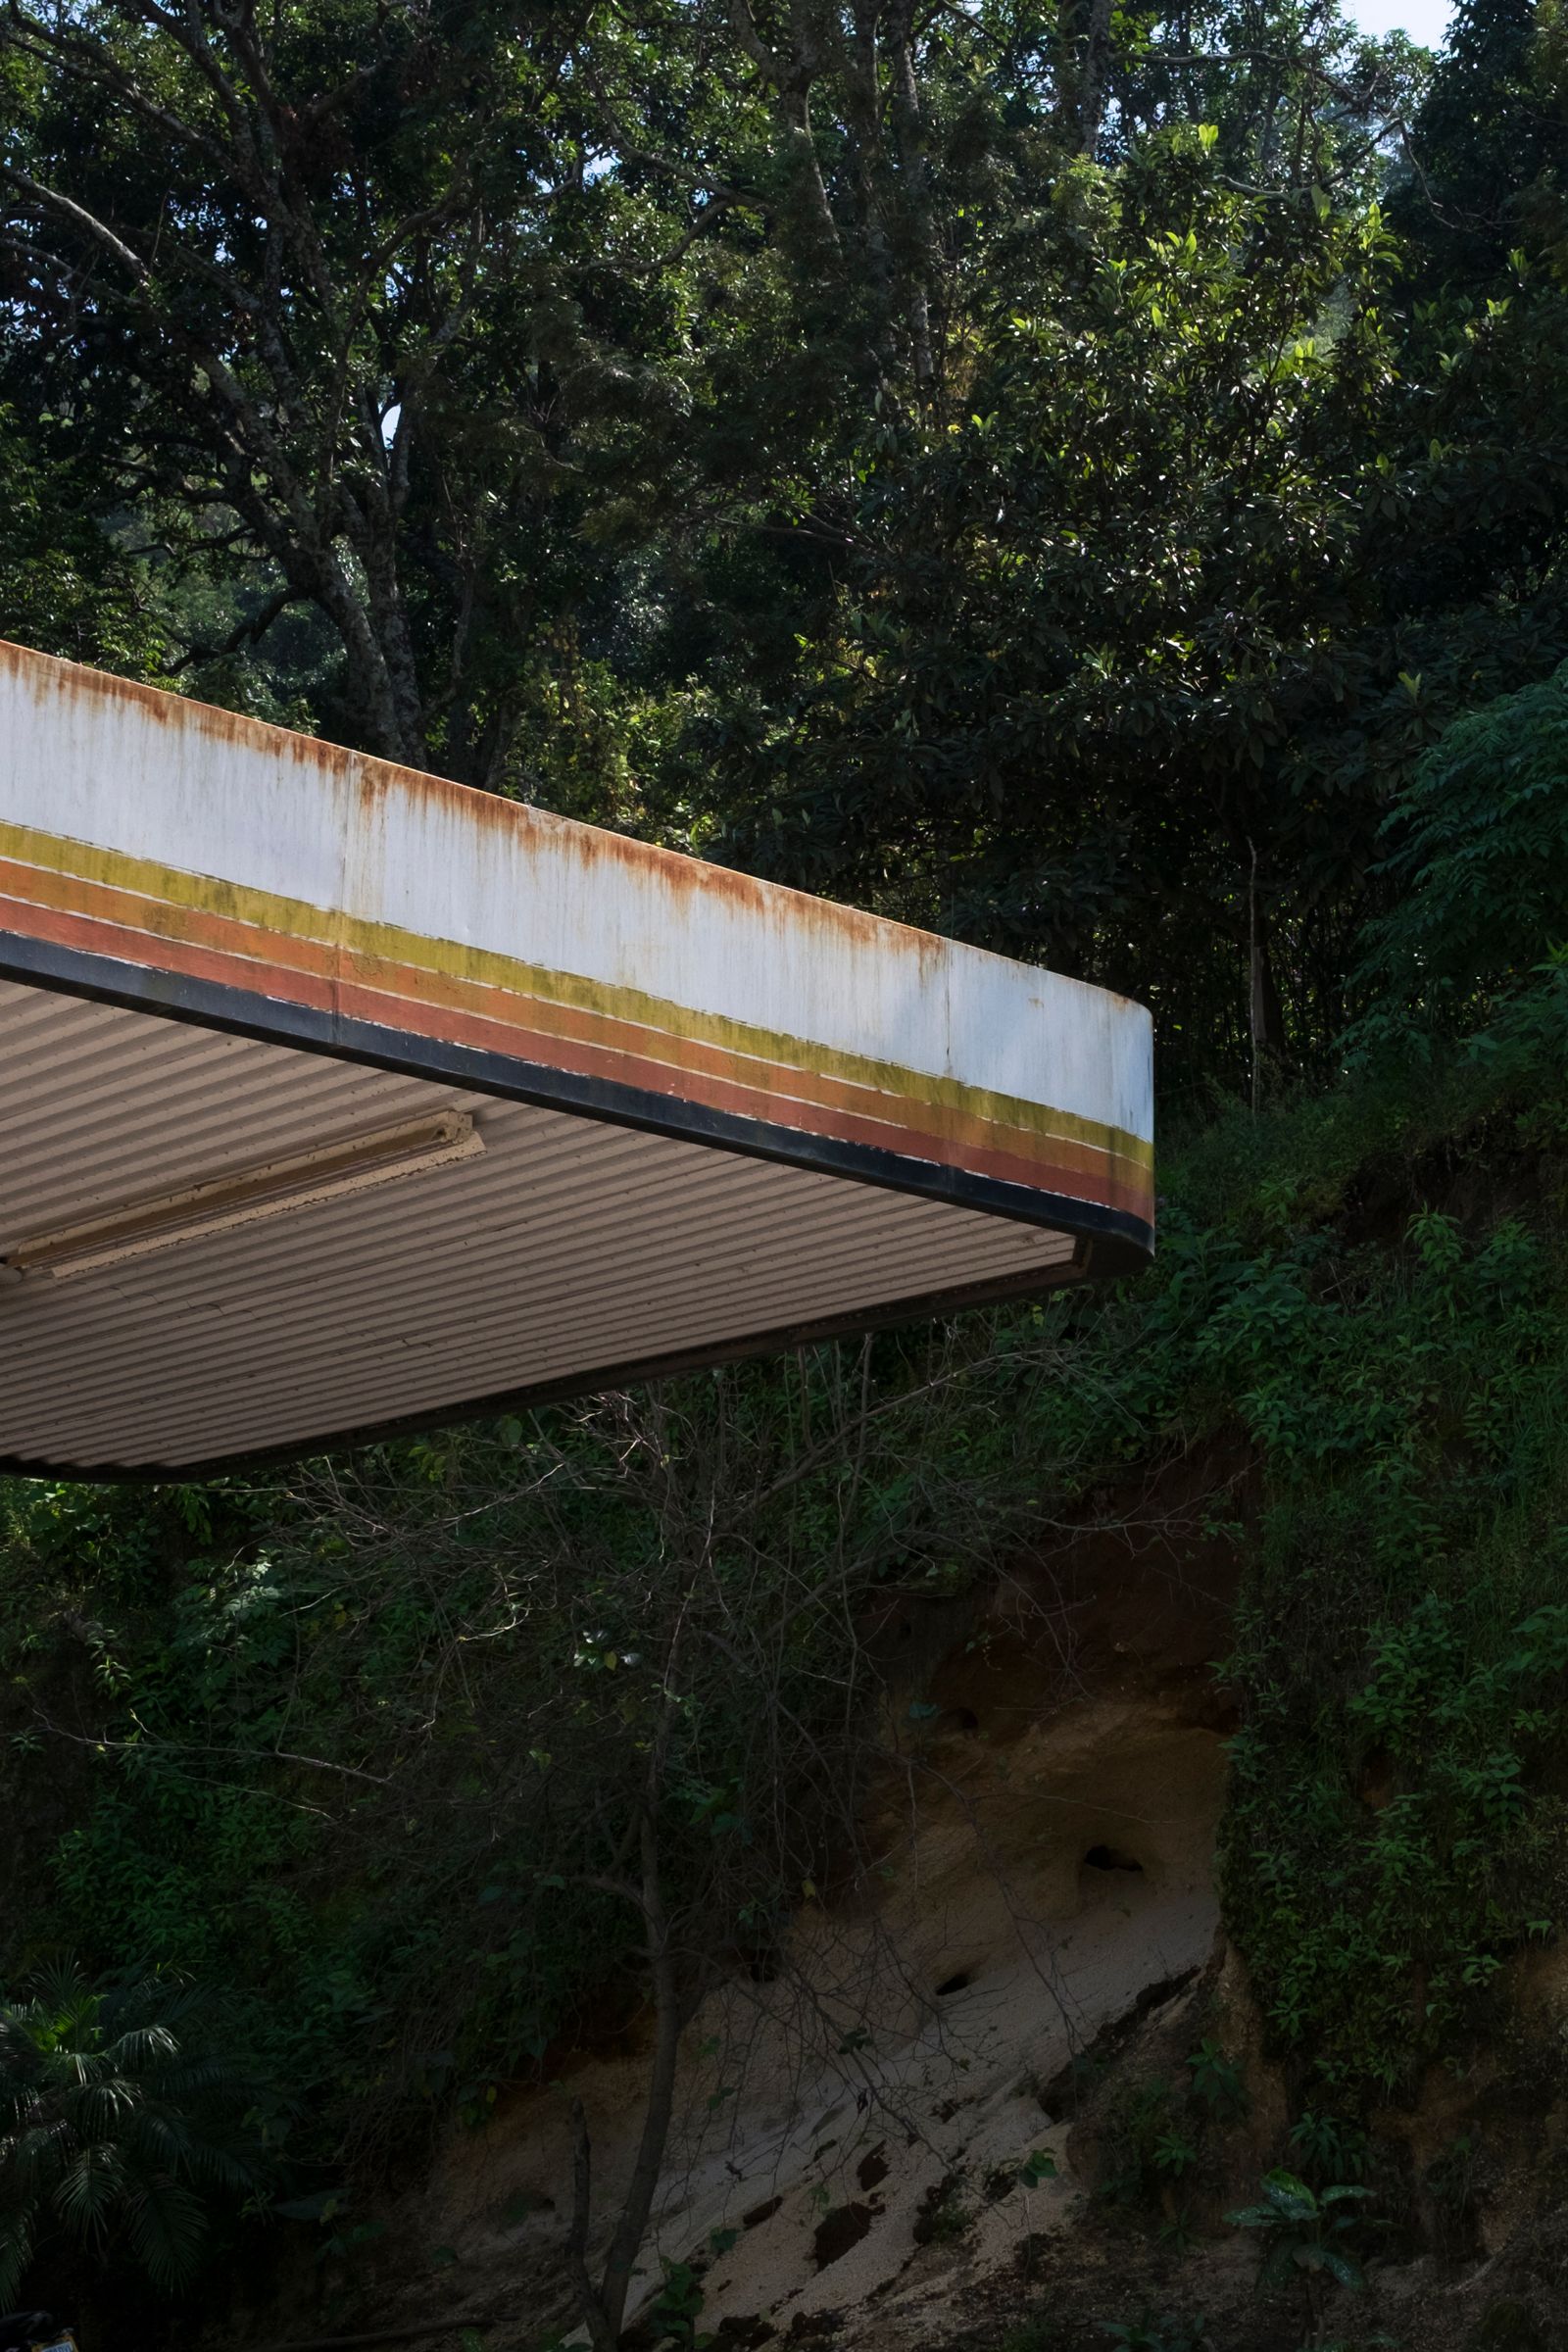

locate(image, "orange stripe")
[[1, 893, 1154, 1221], [0, 854, 1143, 1193], [0, 894, 341, 1015], [340, 956, 1138, 1198], [0, 852, 343, 987], [0, 808, 1153, 1169], [334, 975, 1153, 1216]]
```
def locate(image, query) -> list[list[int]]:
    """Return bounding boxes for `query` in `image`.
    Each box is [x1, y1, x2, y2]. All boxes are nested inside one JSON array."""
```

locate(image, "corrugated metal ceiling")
[[0, 979, 1081, 1474]]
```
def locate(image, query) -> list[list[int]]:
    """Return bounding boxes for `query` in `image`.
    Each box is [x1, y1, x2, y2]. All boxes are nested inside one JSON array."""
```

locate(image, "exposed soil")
[[232, 1511, 1238, 2352]]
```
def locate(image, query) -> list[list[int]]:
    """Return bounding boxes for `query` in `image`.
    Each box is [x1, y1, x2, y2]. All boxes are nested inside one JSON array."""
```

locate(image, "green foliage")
[[914, 2172, 975, 2245], [1291, 2112, 1370, 2188], [1227, 2167, 1374, 2304], [0, 1962, 273, 2299], [1217, 1185, 1568, 2100], [648, 2258, 710, 2351], [0, 407, 167, 677], [9, 970, 1568, 2202], [1098, 2316, 1213, 2352], [1354, 659, 1568, 1037], [1097, 2076, 1204, 2221], [10, 949, 1568, 2216], [1395, 0, 1548, 282], [0, 0, 1564, 1092], [1186, 2039, 1249, 2124], [6, 1325, 1158, 2185], [5, 134, 1568, 2264], [3, 0, 1568, 2312]]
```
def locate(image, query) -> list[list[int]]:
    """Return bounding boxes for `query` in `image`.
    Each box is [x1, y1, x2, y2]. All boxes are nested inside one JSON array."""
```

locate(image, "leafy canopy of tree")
[[2, 0, 1566, 1080], [1353, 657, 1568, 1034]]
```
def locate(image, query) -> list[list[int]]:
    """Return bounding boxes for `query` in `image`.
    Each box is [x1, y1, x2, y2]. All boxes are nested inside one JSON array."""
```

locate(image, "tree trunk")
[[1077, 0, 1115, 156], [885, 0, 939, 385], [597, 1809, 685, 2340], [565, 1806, 687, 2349]]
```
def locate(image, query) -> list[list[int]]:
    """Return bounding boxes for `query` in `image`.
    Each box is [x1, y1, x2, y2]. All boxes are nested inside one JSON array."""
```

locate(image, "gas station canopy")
[[0, 643, 1153, 1477]]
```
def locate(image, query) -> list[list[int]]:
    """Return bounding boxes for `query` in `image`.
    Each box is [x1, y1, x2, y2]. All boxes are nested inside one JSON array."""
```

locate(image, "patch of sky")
[[1345, 0, 1452, 43]]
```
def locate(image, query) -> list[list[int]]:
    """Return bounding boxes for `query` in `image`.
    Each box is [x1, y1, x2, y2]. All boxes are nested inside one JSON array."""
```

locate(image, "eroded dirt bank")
[[225, 1491, 1568, 2352], [243, 1497, 1242, 2349]]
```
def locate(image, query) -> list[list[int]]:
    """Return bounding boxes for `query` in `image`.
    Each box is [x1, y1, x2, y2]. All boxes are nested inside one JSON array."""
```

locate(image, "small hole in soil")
[[813, 2200, 874, 2271], [935, 1970, 972, 1997], [1082, 1844, 1144, 1874]]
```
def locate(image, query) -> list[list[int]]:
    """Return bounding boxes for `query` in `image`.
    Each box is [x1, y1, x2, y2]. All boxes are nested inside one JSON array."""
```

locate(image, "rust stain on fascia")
[[0, 640, 1002, 979], [0, 638, 358, 781], [356, 741, 937, 960]]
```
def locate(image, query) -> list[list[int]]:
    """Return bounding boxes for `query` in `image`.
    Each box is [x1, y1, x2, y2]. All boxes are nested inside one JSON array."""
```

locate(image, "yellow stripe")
[[0, 816, 1152, 1172]]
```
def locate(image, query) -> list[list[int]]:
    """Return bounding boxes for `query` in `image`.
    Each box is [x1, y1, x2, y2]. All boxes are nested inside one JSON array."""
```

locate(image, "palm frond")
[[52, 2141, 127, 2240], [120, 2174, 210, 2290], [0, 1957, 273, 2293], [104, 2025, 180, 2073], [0, 2205, 35, 2306]]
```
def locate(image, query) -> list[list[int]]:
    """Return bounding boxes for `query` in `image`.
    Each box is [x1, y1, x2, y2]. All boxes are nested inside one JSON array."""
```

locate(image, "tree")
[[0, 1962, 273, 2298], [0, 0, 1051, 777], [0, 0, 712, 780], [0, 404, 166, 671], [1396, 0, 1559, 284], [648, 141, 1408, 1079], [264, 1332, 1104, 2346], [0, 0, 1432, 812], [0, 1307, 1173, 2338], [1348, 658, 1568, 1042]]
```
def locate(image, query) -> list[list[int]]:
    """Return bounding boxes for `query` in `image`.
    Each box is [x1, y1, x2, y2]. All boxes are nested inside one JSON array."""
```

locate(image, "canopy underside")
[[0, 977, 1083, 1476]]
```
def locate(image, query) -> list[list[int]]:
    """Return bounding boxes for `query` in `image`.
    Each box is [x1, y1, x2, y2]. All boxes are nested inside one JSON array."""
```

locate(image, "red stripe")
[[0, 894, 1153, 1221]]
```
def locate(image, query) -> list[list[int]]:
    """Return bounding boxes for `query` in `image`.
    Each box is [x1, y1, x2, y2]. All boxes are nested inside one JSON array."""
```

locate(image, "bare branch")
[[0, 166, 147, 278]]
